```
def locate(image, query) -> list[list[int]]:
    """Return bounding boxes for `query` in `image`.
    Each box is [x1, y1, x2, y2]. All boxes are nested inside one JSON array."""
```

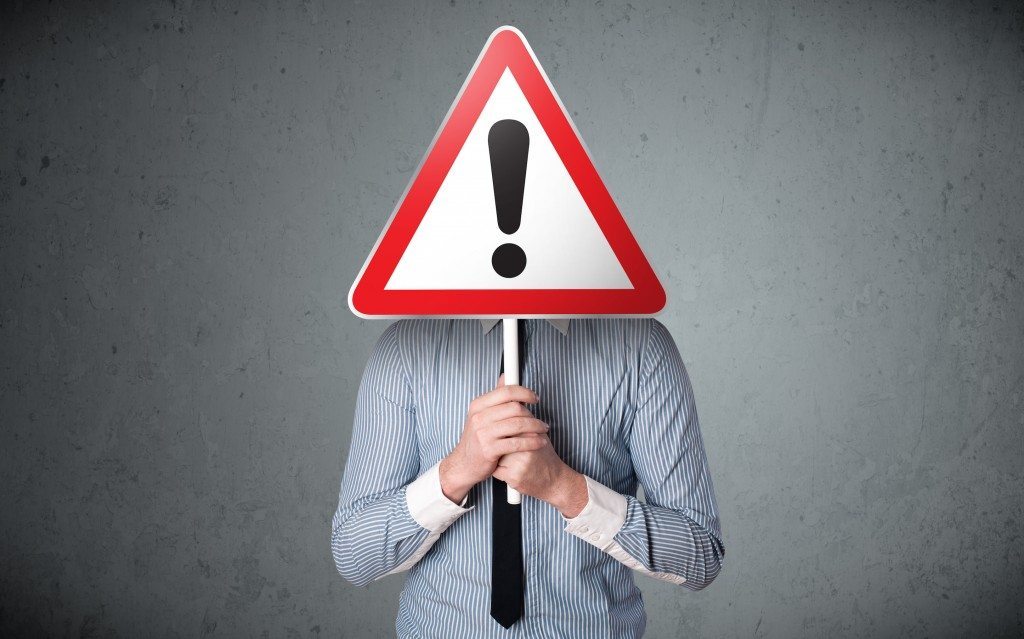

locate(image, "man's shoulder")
[[573, 317, 663, 339], [379, 319, 471, 347], [575, 317, 679, 359], [381, 319, 438, 342]]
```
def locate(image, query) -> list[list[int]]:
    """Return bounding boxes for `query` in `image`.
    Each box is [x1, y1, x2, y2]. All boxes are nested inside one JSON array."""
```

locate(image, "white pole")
[[502, 318, 522, 505]]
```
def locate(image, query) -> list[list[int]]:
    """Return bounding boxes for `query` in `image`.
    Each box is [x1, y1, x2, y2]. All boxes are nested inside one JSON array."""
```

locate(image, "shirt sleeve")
[[561, 320, 725, 589], [331, 322, 472, 587]]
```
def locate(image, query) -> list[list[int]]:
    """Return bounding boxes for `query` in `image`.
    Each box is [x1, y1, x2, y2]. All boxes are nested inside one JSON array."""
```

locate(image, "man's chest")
[[407, 330, 639, 481]]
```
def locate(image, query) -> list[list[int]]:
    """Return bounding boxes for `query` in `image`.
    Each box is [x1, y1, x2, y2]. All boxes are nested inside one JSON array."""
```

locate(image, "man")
[[331, 318, 724, 638]]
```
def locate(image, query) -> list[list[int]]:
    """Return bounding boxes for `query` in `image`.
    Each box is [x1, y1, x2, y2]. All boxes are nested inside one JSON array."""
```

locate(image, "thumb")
[[495, 373, 506, 388]]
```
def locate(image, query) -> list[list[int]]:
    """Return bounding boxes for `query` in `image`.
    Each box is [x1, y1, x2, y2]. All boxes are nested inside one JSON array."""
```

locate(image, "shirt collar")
[[478, 318, 571, 336]]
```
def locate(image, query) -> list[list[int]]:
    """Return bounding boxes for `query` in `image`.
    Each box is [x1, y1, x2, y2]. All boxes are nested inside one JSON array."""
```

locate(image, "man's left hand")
[[492, 436, 588, 518]]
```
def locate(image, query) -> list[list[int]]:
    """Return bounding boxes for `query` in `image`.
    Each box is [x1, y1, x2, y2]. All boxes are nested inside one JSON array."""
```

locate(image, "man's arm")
[[332, 324, 549, 587], [497, 320, 725, 588], [331, 322, 471, 587], [563, 319, 725, 589]]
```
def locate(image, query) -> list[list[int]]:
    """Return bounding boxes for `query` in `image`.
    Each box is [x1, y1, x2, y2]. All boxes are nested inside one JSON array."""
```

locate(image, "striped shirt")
[[331, 318, 724, 638]]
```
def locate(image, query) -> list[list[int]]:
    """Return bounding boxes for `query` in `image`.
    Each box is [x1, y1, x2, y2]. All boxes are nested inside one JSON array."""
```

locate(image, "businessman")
[[331, 318, 724, 638]]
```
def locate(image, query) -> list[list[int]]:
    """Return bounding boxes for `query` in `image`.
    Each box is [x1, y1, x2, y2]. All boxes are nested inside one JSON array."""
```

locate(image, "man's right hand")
[[438, 375, 548, 504]]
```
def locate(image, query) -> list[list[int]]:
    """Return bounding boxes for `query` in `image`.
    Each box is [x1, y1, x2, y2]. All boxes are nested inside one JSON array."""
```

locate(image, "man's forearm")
[[444, 443, 589, 517], [545, 466, 588, 518], [438, 451, 477, 504]]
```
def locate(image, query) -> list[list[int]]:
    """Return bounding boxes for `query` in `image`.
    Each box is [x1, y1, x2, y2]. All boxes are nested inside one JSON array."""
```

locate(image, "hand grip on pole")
[[502, 318, 522, 505]]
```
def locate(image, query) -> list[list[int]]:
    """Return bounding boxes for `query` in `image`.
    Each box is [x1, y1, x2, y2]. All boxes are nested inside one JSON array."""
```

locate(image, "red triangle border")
[[349, 27, 666, 318]]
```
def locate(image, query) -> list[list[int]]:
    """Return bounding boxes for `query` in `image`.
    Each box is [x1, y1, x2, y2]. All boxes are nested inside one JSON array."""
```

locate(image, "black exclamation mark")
[[488, 119, 529, 278]]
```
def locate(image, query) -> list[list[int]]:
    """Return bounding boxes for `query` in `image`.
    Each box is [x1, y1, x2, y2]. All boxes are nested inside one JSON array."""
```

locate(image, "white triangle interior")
[[385, 69, 632, 291]]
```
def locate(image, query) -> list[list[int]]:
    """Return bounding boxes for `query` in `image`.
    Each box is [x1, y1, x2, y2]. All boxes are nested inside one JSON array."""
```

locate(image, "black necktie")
[[490, 319, 525, 628]]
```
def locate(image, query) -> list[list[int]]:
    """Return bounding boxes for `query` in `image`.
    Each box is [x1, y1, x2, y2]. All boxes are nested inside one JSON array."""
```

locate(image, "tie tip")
[[491, 617, 518, 629]]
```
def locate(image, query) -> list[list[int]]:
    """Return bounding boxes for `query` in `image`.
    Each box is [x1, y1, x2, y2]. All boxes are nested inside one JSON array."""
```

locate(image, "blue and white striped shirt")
[[332, 318, 724, 638]]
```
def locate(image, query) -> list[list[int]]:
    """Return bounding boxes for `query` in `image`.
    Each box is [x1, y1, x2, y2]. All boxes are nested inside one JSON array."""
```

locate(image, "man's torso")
[[392, 318, 654, 638]]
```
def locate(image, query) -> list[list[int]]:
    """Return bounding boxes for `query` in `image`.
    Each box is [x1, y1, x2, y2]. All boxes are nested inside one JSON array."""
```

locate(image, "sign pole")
[[502, 318, 522, 505]]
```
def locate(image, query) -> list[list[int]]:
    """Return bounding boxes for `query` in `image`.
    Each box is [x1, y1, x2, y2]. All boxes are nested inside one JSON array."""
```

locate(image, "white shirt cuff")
[[405, 461, 473, 533], [561, 475, 627, 551]]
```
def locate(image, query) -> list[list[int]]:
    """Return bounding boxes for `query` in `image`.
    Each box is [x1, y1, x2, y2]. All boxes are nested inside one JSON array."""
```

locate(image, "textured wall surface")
[[2, 1, 1022, 637]]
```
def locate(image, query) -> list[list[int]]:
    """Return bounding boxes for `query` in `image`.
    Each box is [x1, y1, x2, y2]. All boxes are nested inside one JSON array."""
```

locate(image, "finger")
[[476, 401, 534, 425], [495, 453, 528, 471], [490, 417, 549, 439], [492, 434, 547, 456], [492, 466, 512, 485], [495, 373, 505, 389], [470, 384, 539, 412], [493, 459, 528, 487]]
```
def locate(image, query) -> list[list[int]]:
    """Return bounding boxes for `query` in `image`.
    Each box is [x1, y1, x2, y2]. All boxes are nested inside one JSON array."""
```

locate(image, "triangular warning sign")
[[349, 26, 665, 318]]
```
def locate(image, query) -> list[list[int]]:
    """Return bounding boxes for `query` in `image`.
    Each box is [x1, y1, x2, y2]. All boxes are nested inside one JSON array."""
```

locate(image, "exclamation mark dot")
[[488, 119, 529, 278]]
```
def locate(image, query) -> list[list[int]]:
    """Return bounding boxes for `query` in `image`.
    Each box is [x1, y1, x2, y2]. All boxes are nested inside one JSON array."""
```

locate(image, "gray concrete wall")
[[2, 1, 1022, 637]]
